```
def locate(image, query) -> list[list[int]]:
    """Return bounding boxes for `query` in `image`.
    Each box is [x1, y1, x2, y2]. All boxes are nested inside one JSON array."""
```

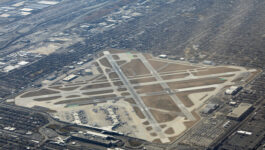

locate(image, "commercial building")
[[237, 130, 252, 136], [70, 131, 119, 147], [63, 74, 78, 82], [203, 60, 213, 65], [225, 86, 243, 95], [47, 74, 57, 81], [229, 101, 237, 106], [227, 103, 253, 121], [159, 54, 167, 59], [81, 69, 93, 76], [202, 103, 219, 114]]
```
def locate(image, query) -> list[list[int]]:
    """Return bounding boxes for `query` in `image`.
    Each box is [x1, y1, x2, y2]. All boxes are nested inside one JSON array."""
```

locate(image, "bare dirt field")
[[112, 55, 120, 60], [192, 67, 240, 76], [161, 73, 189, 80], [168, 77, 225, 89], [143, 54, 153, 59], [146, 126, 153, 131], [165, 127, 175, 134], [55, 94, 117, 105], [218, 74, 235, 78], [133, 106, 145, 119], [143, 121, 150, 125], [113, 81, 123, 86], [50, 86, 79, 91], [96, 76, 107, 81], [109, 72, 119, 79], [169, 136, 178, 142], [117, 60, 127, 66], [176, 88, 215, 107], [64, 82, 87, 87], [183, 110, 201, 128], [159, 70, 187, 76], [232, 76, 244, 82], [21, 89, 60, 98], [124, 98, 136, 104], [121, 59, 150, 76], [117, 88, 127, 92], [152, 139, 162, 143], [105, 68, 111, 73], [121, 92, 130, 96], [99, 57, 112, 68], [83, 90, 114, 95], [80, 83, 111, 90], [158, 63, 198, 73], [130, 77, 156, 84], [142, 95, 180, 112], [150, 132, 157, 137], [135, 84, 163, 94], [150, 109, 178, 123], [148, 60, 168, 70], [97, 66, 104, 74], [33, 96, 61, 101]]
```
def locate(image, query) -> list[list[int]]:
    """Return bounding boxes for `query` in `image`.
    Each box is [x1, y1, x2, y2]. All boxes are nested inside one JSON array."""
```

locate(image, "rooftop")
[[227, 103, 252, 119]]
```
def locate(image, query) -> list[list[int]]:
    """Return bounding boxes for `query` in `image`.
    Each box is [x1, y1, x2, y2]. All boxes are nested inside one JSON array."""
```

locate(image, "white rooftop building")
[[159, 54, 167, 58], [225, 86, 242, 95]]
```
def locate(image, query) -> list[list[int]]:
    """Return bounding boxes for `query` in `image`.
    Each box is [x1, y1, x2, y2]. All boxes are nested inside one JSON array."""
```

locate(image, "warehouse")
[[159, 54, 167, 59], [202, 103, 219, 114], [63, 74, 78, 82], [227, 103, 253, 121], [225, 86, 243, 95]]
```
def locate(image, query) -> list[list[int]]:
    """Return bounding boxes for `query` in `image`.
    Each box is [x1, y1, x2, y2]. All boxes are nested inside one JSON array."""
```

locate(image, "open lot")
[[176, 88, 216, 107], [161, 73, 189, 80], [50, 86, 80, 91], [34, 96, 62, 101], [83, 89, 114, 95], [116, 60, 127, 66], [124, 98, 136, 104], [158, 63, 198, 73], [165, 127, 175, 135], [135, 84, 163, 94], [80, 83, 111, 90], [167, 77, 226, 89], [121, 59, 150, 77], [148, 60, 168, 70], [150, 109, 178, 123], [99, 57, 112, 68], [54, 94, 117, 105], [21, 89, 60, 98], [112, 55, 120, 60], [192, 67, 240, 76], [133, 106, 145, 119], [142, 95, 180, 112], [109, 72, 119, 79], [130, 77, 156, 84]]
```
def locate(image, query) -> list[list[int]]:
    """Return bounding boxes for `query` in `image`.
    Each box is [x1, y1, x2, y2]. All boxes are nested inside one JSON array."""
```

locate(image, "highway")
[[138, 54, 195, 120], [105, 52, 166, 139]]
